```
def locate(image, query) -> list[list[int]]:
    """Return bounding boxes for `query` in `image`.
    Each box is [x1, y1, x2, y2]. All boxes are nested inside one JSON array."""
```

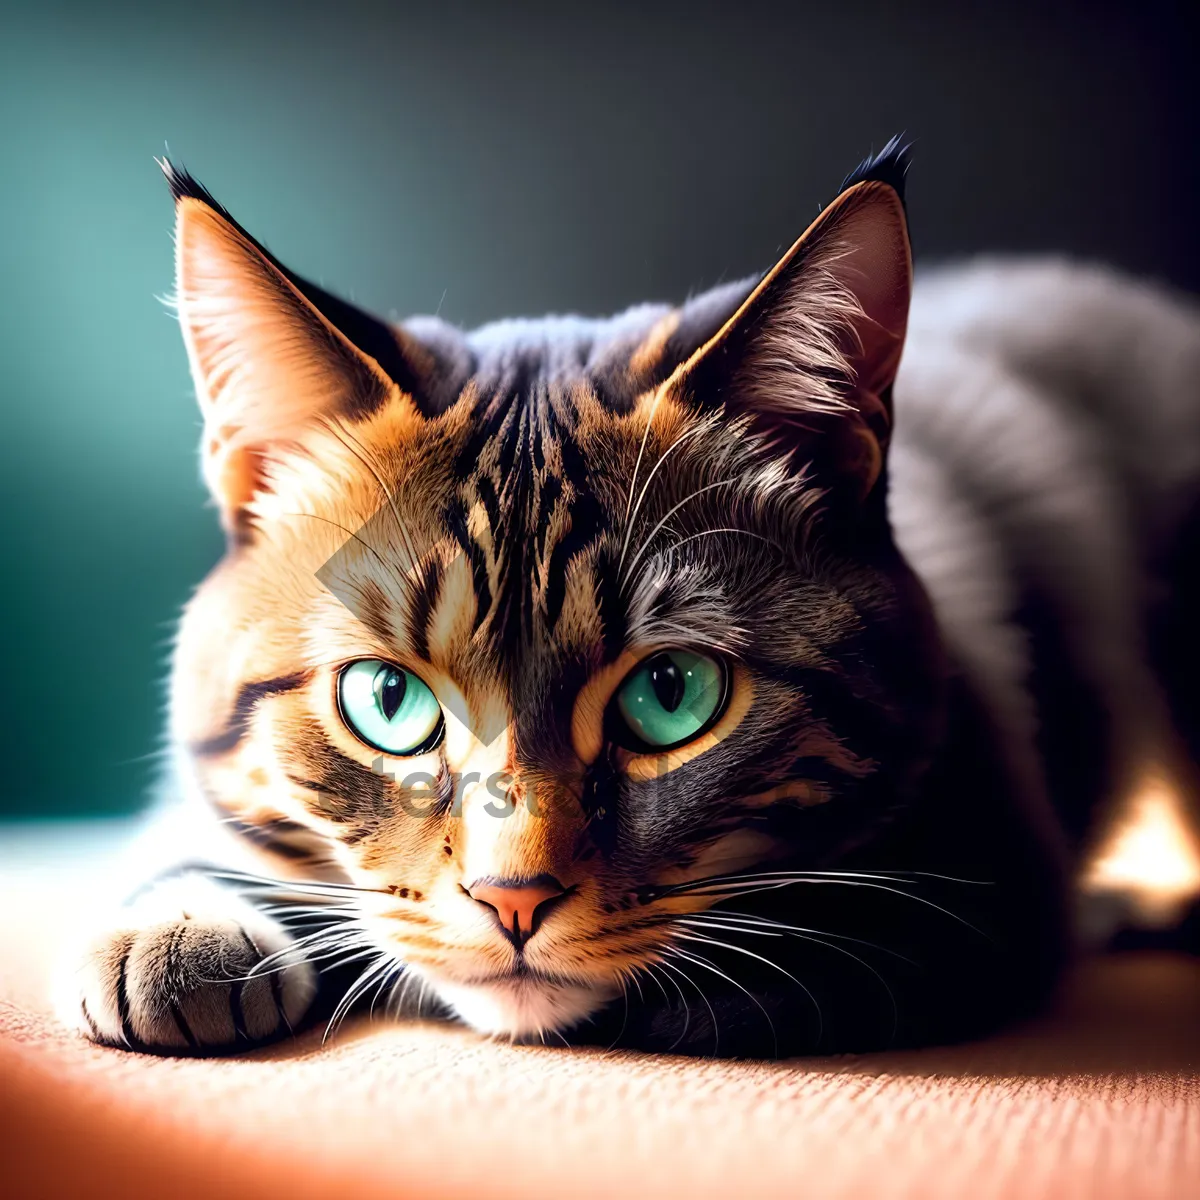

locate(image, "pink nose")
[[467, 875, 567, 946]]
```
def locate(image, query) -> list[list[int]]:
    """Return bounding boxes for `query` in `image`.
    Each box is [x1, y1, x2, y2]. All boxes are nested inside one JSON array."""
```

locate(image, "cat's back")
[[890, 259, 1200, 840], [902, 260, 1200, 535]]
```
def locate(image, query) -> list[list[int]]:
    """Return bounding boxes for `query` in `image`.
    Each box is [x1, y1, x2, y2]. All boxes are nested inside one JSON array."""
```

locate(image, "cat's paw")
[[57, 875, 316, 1054]]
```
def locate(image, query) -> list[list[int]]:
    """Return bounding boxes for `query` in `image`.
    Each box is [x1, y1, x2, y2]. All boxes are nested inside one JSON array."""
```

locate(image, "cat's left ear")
[[673, 142, 913, 506], [163, 161, 438, 534]]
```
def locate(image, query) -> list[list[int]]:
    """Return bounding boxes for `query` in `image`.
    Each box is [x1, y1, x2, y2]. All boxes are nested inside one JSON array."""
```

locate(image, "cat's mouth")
[[451, 964, 591, 986], [412, 964, 619, 1039]]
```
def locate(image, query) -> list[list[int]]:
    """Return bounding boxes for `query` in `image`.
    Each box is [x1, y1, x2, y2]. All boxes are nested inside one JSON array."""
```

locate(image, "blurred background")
[[1, 0, 1195, 820]]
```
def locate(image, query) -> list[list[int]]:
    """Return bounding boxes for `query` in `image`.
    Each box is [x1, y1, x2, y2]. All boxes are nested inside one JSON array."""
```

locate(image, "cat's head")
[[168, 143, 946, 1040]]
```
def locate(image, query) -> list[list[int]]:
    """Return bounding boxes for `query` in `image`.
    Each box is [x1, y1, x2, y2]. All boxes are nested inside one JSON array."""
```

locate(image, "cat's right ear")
[[667, 142, 913, 515], [164, 161, 432, 535]]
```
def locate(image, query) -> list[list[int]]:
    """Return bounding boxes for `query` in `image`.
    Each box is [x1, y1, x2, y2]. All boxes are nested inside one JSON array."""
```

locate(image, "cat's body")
[[60, 148, 1200, 1057], [895, 258, 1200, 852]]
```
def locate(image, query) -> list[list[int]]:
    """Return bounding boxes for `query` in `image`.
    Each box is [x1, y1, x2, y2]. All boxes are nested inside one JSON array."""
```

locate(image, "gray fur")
[[893, 258, 1200, 852]]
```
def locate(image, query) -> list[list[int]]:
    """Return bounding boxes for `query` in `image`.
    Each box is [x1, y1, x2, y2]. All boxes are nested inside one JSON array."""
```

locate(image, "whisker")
[[618, 420, 713, 576], [260, 919, 360, 948], [284, 512, 398, 581], [666, 527, 782, 556], [256, 903, 359, 919], [621, 477, 739, 590], [214, 935, 374, 986], [324, 952, 395, 1043], [625, 965, 646, 1006], [666, 945, 779, 1057], [310, 945, 385, 979], [650, 870, 989, 938], [680, 918, 783, 936], [679, 917, 901, 1043], [638, 961, 672, 1007], [718, 879, 986, 938], [389, 967, 420, 1018], [322, 420, 426, 604], [642, 959, 692, 1051], [655, 867, 990, 898], [604, 975, 632, 1052], [684, 911, 915, 963], [246, 922, 369, 978], [673, 932, 824, 1044], [369, 962, 406, 1021], [242, 941, 358, 983], [657, 956, 720, 1054], [207, 868, 391, 898], [230, 937, 348, 981]]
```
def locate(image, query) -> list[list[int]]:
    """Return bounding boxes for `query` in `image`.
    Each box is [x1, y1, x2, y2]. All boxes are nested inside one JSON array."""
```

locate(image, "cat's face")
[[168, 152, 945, 1039]]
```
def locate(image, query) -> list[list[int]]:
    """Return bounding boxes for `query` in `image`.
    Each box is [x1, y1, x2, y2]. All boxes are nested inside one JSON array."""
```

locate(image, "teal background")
[[1, 1, 1194, 818]]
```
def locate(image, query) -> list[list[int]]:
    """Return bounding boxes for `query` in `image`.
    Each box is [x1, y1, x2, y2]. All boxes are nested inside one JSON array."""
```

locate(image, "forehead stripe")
[[475, 472, 502, 542], [445, 499, 494, 633], [189, 670, 312, 758], [408, 554, 444, 663], [216, 813, 324, 861]]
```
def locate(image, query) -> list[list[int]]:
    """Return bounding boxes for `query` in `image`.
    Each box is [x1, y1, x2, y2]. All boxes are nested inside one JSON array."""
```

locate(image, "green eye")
[[337, 660, 444, 755], [613, 651, 728, 751]]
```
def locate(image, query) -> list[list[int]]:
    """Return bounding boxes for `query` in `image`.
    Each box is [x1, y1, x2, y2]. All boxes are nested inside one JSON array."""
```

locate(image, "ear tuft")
[[157, 157, 232, 217], [159, 158, 459, 419], [672, 149, 914, 506], [839, 135, 912, 207]]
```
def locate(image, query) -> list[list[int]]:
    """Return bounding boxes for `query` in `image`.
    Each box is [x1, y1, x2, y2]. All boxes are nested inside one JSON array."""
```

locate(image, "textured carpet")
[[1, 825, 1197, 1199]]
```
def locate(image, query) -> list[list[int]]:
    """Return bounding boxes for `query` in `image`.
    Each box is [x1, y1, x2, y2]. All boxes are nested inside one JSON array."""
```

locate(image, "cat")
[[58, 140, 1200, 1057]]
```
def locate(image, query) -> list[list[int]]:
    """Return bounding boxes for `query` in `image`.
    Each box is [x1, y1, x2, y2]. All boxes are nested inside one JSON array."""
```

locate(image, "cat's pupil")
[[374, 668, 407, 722], [647, 655, 686, 713]]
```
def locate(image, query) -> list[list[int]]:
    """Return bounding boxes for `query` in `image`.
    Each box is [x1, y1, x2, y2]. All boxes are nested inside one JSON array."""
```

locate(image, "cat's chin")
[[420, 971, 616, 1041]]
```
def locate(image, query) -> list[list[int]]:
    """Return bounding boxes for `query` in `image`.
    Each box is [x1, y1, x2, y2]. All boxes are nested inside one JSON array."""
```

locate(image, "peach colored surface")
[[2, 859, 1199, 1199]]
